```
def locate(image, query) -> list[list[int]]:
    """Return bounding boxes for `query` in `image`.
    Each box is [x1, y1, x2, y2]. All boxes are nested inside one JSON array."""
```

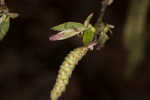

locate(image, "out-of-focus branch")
[[123, 0, 149, 79], [0, 0, 5, 6]]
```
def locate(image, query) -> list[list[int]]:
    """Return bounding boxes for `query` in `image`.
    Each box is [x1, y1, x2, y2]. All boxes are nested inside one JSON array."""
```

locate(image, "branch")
[[0, 0, 5, 6], [93, 0, 114, 49], [123, 0, 150, 79], [95, 0, 114, 34]]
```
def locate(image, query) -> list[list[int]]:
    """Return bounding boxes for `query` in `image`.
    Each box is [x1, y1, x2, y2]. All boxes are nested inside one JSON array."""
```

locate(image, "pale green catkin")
[[50, 46, 88, 100]]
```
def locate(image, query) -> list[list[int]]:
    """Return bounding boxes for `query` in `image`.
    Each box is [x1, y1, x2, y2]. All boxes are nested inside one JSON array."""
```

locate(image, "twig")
[[93, 0, 114, 49], [95, 0, 114, 34]]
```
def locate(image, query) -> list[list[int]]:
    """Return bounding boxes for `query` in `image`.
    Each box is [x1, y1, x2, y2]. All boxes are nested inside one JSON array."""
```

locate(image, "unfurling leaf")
[[51, 22, 85, 31], [84, 13, 93, 27], [83, 28, 95, 45], [49, 29, 81, 41], [104, 24, 114, 34], [0, 14, 10, 40], [98, 32, 109, 45]]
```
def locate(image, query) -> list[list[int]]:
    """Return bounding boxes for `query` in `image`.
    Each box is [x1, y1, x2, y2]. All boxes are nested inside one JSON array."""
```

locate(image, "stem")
[[94, 0, 113, 34], [93, 0, 114, 48]]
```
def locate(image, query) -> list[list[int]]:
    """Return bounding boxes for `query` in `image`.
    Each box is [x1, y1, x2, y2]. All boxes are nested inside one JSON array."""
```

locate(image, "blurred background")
[[0, 0, 150, 100]]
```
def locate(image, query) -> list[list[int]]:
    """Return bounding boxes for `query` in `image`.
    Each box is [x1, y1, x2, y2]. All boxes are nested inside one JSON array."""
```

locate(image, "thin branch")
[[95, 0, 114, 34], [93, 0, 114, 49]]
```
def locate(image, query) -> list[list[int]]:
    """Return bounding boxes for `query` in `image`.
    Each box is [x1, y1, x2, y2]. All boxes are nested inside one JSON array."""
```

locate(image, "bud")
[[0, 14, 10, 40], [84, 13, 93, 27]]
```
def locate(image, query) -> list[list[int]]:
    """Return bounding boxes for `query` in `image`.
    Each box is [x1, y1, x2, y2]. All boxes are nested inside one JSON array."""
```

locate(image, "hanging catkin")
[[50, 46, 88, 100]]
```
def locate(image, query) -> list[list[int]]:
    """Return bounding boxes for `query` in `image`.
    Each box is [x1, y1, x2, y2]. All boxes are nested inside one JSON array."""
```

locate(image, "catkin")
[[50, 46, 88, 100]]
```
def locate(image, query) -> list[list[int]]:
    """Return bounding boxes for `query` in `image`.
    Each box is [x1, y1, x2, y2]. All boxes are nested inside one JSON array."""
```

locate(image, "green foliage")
[[84, 13, 93, 27], [50, 22, 87, 41], [49, 14, 114, 46], [51, 22, 85, 31], [0, 4, 19, 41], [49, 0, 115, 99], [98, 32, 109, 45], [50, 14, 96, 45], [83, 27, 95, 45], [0, 14, 10, 40], [98, 24, 114, 45]]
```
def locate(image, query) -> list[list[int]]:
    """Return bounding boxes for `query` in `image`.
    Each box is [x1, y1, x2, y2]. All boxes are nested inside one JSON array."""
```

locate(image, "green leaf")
[[49, 29, 81, 41], [51, 22, 85, 31], [84, 13, 93, 27], [98, 32, 109, 45], [103, 24, 115, 33], [83, 28, 95, 45], [0, 15, 10, 40]]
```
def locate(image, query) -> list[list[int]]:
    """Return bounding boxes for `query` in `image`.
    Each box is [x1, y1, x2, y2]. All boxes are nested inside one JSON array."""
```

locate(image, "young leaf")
[[98, 32, 109, 45], [84, 13, 93, 27], [103, 24, 115, 33], [83, 28, 95, 45], [51, 22, 85, 31], [49, 29, 81, 41], [0, 14, 10, 40]]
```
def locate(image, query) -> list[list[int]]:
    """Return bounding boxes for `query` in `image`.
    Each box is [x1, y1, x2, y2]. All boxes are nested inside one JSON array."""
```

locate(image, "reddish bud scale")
[[49, 33, 64, 41]]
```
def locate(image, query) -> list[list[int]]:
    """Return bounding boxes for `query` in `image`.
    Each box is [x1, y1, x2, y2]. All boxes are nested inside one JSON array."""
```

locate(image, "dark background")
[[0, 0, 150, 100]]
